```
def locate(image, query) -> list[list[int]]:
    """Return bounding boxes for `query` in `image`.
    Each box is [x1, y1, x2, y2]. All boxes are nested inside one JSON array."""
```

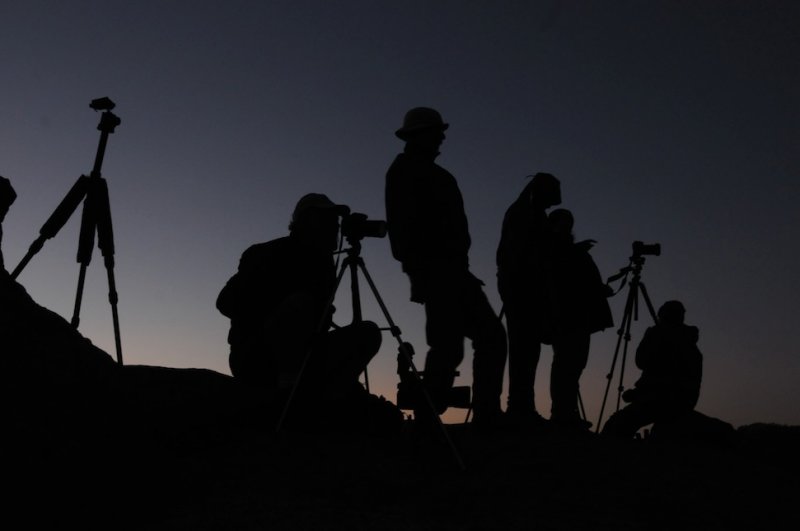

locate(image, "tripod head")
[[90, 97, 115, 111], [86, 97, 121, 177], [90, 97, 121, 133]]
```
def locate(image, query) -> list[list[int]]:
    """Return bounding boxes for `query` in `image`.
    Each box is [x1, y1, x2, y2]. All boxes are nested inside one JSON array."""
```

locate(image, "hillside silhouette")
[[2, 268, 799, 530], [2, 172, 797, 529]]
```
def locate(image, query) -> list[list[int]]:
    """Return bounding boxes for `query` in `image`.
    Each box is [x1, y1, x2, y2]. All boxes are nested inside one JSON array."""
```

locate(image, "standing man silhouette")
[[385, 107, 507, 430]]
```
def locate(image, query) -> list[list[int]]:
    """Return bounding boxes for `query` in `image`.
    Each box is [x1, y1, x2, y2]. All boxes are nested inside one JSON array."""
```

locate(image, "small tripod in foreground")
[[12, 97, 124, 365], [595, 242, 660, 433]]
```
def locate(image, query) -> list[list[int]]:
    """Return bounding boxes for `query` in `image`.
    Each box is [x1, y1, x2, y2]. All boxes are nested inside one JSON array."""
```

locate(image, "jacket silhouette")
[[496, 173, 561, 421], [602, 300, 703, 439], [548, 208, 613, 428], [217, 193, 380, 403], [385, 145, 470, 303]]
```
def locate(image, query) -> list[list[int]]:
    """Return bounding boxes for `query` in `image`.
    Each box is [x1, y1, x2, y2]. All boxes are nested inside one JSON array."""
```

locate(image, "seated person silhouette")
[[602, 300, 703, 439], [216, 193, 382, 413]]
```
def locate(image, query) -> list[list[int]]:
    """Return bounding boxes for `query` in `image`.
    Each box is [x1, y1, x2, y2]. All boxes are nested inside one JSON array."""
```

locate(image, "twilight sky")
[[1, 1, 797, 428]]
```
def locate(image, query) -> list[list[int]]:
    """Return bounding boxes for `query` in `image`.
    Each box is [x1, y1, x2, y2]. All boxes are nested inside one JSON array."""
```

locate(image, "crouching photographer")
[[602, 300, 703, 439], [216, 193, 398, 431]]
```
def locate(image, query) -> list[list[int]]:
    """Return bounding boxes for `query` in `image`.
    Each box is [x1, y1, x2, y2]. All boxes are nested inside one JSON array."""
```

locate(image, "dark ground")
[[2, 274, 798, 530], [141, 421, 799, 531], [6, 403, 799, 531]]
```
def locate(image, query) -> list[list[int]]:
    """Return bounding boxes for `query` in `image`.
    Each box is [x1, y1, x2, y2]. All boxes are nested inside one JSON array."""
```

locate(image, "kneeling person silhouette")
[[216, 193, 383, 427], [602, 300, 703, 439]]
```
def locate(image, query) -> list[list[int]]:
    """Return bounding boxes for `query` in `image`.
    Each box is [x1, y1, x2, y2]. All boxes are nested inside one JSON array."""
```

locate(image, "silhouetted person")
[[547, 208, 613, 430], [0, 176, 16, 273], [216, 193, 382, 408], [496, 173, 561, 424], [602, 300, 703, 439], [385, 107, 507, 429]]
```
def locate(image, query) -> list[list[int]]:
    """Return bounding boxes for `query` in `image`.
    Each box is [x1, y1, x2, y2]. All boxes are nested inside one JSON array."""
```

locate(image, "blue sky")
[[1, 1, 798, 427]]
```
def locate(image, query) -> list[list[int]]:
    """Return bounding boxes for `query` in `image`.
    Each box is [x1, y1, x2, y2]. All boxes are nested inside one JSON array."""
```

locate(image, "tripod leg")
[[71, 265, 89, 328], [105, 266, 123, 365], [357, 260, 466, 471], [638, 282, 659, 323], [276, 256, 350, 433], [596, 285, 635, 432], [11, 176, 90, 280], [347, 256, 371, 392], [71, 187, 99, 328], [614, 298, 637, 413], [94, 178, 123, 364]]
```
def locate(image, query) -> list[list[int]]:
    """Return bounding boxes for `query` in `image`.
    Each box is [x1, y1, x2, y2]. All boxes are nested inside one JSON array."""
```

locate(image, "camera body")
[[341, 212, 387, 241], [632, 240, 661, 257], [396, 342, 471, 411], [89, 97, 116, 111]]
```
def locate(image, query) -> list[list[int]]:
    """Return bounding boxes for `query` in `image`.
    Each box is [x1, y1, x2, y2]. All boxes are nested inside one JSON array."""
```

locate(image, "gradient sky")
[[1, 1, 797, 428]]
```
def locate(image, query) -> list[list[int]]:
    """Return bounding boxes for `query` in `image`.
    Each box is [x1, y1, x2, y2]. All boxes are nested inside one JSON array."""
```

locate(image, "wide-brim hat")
[[395, 107, 449, 139]]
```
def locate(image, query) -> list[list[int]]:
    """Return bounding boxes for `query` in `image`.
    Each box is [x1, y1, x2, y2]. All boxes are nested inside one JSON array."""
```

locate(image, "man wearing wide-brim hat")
[[385, 107, 507, 430]]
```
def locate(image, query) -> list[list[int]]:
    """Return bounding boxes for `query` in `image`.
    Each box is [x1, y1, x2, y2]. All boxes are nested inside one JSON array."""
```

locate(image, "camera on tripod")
[[341, 211, 387, 241], [395, 343, 472, 411], [632, 241, 661, 257]]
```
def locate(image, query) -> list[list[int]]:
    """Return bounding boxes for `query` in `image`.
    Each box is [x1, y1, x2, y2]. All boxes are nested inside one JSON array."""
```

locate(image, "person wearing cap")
[[0, 176, 17, 273], [602, 300, 704, 439], [385, 107, 507, 429], [496, 173, 562, 426], [216, 193, 382, 411]]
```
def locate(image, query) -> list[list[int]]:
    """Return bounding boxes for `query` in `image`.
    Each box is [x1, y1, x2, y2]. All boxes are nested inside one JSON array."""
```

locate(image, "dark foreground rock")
[[10, 418, 796, 531], [2, 273, 798, 530]]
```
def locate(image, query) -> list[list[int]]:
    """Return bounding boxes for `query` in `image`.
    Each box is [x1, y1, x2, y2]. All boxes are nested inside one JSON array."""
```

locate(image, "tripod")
[[595, 254, 658, 433], [11, 97, 124, 365], [276, 234, 466, 470]]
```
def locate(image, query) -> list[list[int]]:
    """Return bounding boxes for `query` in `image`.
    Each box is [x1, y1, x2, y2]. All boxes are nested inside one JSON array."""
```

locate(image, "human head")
[[395, 107, 448, 153], [395, 107, 449, 139], [289, 193, 347, 251], [657, 300, 686, 326], [548, 208, 574, 236], [523, 172, 561, 208]]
